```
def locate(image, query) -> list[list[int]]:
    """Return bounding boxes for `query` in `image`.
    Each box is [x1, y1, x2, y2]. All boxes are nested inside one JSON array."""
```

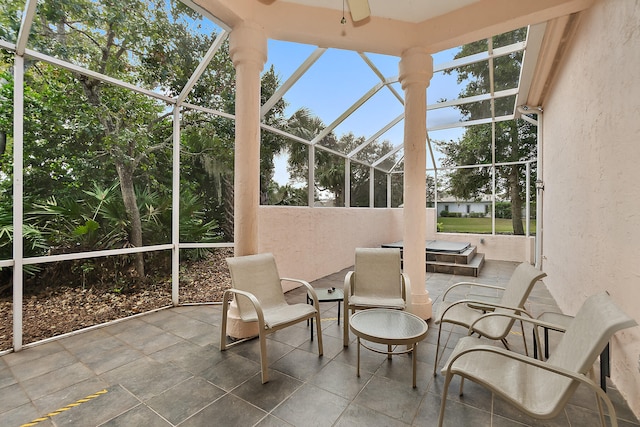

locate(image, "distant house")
[[437, 197, 492, 217]]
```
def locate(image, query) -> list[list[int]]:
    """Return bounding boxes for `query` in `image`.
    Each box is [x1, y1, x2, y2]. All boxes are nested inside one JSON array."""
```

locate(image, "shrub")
[[495, 201, 512, 219]]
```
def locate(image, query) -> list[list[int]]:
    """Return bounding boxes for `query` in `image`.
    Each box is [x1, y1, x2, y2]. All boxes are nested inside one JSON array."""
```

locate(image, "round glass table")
[[349, 308, 428, 388]]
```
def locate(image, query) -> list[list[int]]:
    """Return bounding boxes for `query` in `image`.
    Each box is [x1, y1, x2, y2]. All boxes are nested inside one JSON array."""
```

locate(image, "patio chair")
[[221, 253, 323, 384], [438, 292, 637, 427], [343, 247, 409, 347], [433, 262, 546, 374]]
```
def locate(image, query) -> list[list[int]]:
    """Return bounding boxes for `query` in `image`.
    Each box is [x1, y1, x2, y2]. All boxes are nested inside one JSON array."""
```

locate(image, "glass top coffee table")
[[349, 308, 428, 388]]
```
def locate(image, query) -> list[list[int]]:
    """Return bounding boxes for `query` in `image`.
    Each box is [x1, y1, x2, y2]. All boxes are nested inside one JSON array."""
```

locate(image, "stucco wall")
[[435, 232, 535, 263], [259, 206, 535, 289], [428, 208, 535, 263], [258, 206, 404, 289], [542, 0, 640, 415]]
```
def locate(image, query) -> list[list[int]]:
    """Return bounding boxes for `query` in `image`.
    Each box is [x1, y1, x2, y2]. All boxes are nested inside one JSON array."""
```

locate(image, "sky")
[[181, 8, 473, 185], [262, 39, 467, 185]]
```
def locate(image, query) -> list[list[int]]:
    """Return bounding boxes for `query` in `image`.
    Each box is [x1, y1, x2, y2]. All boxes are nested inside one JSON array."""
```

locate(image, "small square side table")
[[307, 288, 343, 341]]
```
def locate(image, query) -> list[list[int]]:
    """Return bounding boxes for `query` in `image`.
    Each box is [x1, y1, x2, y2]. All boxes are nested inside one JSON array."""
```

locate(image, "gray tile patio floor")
[[1, 260, 638, 426]]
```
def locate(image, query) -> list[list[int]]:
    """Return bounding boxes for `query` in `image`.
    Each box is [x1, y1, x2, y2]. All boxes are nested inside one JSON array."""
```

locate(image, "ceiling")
[[279, 0, 481, 24], [195, 0, 593, 60]]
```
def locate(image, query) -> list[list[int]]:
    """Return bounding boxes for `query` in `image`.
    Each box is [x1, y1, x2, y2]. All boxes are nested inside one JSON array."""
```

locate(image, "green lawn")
[[438, 217, 537, 234]]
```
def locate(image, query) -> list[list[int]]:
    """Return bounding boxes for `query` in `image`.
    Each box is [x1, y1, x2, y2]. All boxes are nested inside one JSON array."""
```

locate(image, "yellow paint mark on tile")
[[20, 389, 108, 427]]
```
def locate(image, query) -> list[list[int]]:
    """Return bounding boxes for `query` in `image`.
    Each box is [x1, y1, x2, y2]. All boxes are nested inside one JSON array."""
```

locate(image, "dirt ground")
[[0, 249, 233, 352]]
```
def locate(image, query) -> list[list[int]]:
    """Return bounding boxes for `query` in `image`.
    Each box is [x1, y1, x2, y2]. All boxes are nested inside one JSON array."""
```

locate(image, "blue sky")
[[263, 40, 467, 184]]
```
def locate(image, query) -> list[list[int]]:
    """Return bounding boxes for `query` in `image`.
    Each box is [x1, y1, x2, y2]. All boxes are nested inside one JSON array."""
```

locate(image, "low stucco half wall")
[[259, 206, 535, 291], [427, 208, 536, 263], [434, 232, 535, 264], [258, 206, 404, 290]]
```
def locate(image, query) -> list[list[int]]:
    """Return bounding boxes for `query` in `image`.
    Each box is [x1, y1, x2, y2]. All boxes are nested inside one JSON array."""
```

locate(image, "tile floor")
[[1, 260, 638, 426]]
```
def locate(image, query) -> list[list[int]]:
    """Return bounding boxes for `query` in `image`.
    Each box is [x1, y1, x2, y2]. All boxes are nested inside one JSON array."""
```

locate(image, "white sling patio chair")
[[221, 253, 323, 384], [433, 262, 546, 374], [343, 247, 409, 347], [438, 292, 637, 427]]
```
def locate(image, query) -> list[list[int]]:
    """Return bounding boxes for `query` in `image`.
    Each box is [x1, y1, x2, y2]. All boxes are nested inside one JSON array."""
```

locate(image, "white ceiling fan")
[[346, 0, 371, 22]]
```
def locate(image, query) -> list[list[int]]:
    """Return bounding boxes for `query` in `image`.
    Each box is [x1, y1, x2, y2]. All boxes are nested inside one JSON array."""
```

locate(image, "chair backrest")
[[498, 262, 547, 308], [549, 292, 637, 374], [536, 292, 637, 412], [226, 253, 287, 319], [475, 263, 546, 338], [352, 248, 402, 298]]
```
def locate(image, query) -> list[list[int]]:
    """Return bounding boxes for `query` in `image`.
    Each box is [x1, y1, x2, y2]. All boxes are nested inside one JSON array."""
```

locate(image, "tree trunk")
[[115, 160, 145, 277], [75, 44, 147, 278], [222, 173, 234, 241], [508, 166, 525, 235]]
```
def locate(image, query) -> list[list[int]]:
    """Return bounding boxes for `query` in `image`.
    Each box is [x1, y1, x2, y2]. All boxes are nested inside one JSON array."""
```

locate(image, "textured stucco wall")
[[429, 208, 535, 263], [258, 206, 404, 289], [435, 232, 535, 263], [541, 0, 640, 415], [259, 206, 535, 288]]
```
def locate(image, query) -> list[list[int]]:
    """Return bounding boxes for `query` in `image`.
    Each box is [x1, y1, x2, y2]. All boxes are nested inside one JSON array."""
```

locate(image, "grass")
[[438, 217, 537, 234]]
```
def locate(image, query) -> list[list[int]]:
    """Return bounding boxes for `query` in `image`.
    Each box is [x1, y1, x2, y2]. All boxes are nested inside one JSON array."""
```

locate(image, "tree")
[[180, 64, 288, 237], [435, 28, 537, 234], [285, 108, 401, 206], [10, 0, 219, 276], [2, 0, 290, 267], [1, 0, 289, 277], [259, 66, 289, 204]]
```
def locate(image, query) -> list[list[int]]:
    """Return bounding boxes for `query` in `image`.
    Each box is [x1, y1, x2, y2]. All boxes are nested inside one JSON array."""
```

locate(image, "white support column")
[[387, 174, 392, 208], [12, 0, 37, 353], [398, 47, 433, 320], [230, 21, 267, 257], [369, 166, 375, 207], [308, 145, 315, 207], [13, 55, 24, 351], [344, 158, 350, 207], [171, 107, 180, 306], [226, 21, 267, 339]]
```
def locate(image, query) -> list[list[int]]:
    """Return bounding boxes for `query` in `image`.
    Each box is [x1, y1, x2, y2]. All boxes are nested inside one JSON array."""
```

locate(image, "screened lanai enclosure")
[[0, 0, 545, 352]]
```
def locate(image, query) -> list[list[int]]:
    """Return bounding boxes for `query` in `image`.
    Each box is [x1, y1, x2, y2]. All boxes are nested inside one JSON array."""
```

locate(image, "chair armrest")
[[343, 271, 354, 303], [470, 311, 567, 333], [442, 281, 505, 302], [281, 277, 321, 312], [438, 298, 529, 323], [222, 288, 266, 329], [468, 310, 564, 357], [444, 343, 618, 425], [537, 312, 574, 330], [400, 273, 410, 306]]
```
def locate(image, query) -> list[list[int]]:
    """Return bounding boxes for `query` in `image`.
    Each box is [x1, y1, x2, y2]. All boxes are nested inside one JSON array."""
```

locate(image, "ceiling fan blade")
[[347, 0, 370, 22]]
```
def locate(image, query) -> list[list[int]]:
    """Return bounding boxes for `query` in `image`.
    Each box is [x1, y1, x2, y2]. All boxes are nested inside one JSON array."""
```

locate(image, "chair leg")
[[315, 311, 324, 356], [500, 338, 510, 350], [600, 344, 609, 392], [596, 392, 606, 427], [520, 320, 529, 356], [343, 305, 350, 347], [258, 331, 269, 384], [220, 295, 230, 351], [433, 324, 443, 376], [438, 371, 454, 427]]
